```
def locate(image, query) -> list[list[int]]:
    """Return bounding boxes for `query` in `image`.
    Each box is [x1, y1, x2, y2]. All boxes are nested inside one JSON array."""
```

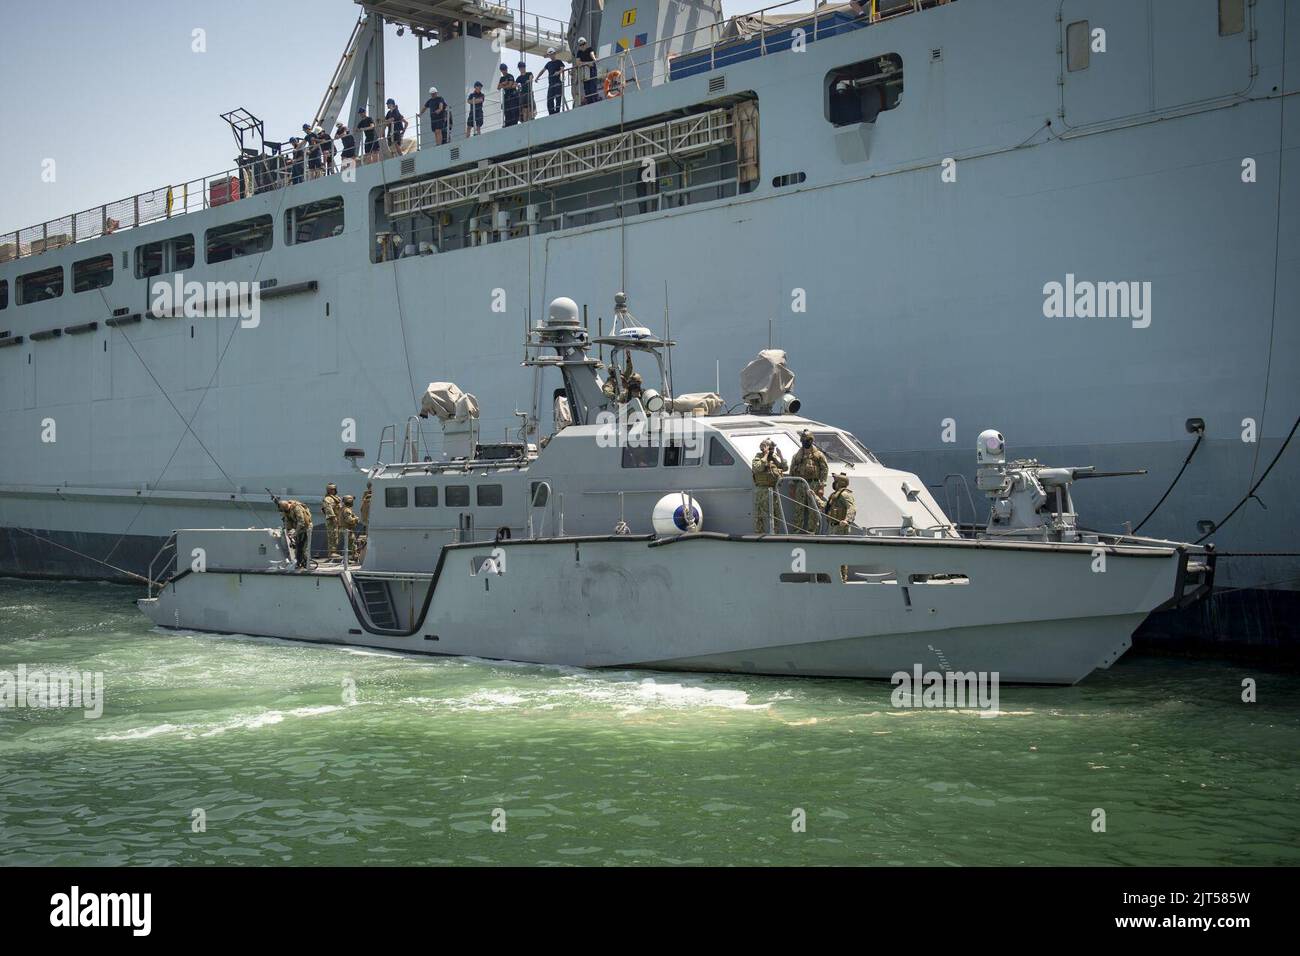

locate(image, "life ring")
[[604, 70, 623, 98]]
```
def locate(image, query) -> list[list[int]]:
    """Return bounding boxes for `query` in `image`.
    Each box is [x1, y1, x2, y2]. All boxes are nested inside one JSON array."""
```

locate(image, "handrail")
[[1, 0, 947, 263], [147, 531, 178, 597]]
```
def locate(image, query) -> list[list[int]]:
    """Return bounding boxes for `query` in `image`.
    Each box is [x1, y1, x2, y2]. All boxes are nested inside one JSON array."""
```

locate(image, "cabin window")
[[72, 254, 114, 293], [206, 214, 273, 264], [17, 266, 63, 305], [1218, 0, 1245, 35], [826, 54, 903, 127], [287, 196, 345, 245], [707, 437, 736, 467], [415, 485, 438, 507], [477, 484, 503, 506], [446, 485, 470, 507], [1066, 21, 1090, 72], [135, 240, 165, 278], [810, 431, 870, 465], [384, 486, 408, 508], [174, 234, 196, 270], [779, 572, 833, 584], [622, 446, 658, 468], [664, 439, 702, 467], [0, 280, 7, 310], [136, 234, 195, 277]]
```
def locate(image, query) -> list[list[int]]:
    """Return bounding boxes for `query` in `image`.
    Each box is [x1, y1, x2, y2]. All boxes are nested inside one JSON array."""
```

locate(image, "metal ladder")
[[355, 578, 397, 630]]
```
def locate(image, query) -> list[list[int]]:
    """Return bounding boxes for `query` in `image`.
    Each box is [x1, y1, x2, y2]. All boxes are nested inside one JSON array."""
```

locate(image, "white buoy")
[[652, 494, 703, 535]]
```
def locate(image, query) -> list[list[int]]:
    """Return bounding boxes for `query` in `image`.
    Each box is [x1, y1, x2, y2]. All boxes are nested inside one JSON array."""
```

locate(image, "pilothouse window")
[[708, 437, 736, 467], [826, 54, 903, 127]]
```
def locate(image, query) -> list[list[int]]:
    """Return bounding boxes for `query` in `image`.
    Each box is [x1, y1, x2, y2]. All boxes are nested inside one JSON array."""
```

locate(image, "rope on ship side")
[[1131, 432, 1203, 533], [10, 527, 149, 584], [1197, 413, 1300, 544]]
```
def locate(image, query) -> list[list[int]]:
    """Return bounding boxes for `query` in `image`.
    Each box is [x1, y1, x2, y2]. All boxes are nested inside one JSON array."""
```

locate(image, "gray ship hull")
[[2, 0, 1297, 654], [139, 533, 1191, 685]]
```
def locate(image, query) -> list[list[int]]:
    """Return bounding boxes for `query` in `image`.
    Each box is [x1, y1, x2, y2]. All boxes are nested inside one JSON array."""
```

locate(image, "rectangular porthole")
[[840, 566, 897, 584], [827, 54, 903, 127], [908, 573, 970, 585], [415, 485, 438, 507], [384, 486, 408, 508], [1066, 20, 1090, 72], [446, 485, 470, 507], [1218, 0, 1244, 36], [779, 572, 832, 584]]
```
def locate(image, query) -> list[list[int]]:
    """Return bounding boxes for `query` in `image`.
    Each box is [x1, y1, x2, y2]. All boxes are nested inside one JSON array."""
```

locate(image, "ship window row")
[[9, 251, 117, 306], [385, 483, 503, 508], [3, 197, 346, 303], [621, 437, 736, 468]]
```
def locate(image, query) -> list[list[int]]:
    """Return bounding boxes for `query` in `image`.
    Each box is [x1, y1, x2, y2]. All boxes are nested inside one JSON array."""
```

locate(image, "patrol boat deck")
[[139, 295, 1213, 684]]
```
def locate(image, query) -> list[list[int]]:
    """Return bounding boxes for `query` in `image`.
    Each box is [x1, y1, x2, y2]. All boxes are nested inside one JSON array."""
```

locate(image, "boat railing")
[[146, 531, 178, 598], [0, 1, 951, 263]]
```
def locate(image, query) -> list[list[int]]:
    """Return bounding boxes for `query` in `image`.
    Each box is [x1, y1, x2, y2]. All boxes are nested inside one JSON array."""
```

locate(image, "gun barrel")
[[1073, 469, 1148, 479]]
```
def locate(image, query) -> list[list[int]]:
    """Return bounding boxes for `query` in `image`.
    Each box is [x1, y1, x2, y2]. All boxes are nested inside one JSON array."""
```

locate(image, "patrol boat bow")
[[138, 295, 1213, 685]]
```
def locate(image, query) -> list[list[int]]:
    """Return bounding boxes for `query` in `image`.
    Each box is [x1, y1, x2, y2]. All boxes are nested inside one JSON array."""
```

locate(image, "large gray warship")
[[0, 0, 1296, 655]]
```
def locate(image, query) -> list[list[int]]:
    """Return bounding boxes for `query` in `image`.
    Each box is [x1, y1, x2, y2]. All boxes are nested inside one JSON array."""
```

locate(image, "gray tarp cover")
[[420, 382, 481, 422], [739, 350, 794, 405], [666, 392, 725, 415]]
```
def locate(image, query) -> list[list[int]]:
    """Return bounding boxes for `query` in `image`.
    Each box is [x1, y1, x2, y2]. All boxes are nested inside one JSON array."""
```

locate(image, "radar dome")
[[547, 297, 580, 327], [652, 494, 703, 536]]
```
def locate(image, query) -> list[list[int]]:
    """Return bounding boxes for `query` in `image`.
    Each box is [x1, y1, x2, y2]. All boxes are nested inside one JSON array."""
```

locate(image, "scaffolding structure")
[[385, 107, 735, 216]]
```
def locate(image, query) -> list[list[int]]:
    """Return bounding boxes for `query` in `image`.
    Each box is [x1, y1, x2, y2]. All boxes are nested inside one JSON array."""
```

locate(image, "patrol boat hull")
[[138, 531, 1200, 685]]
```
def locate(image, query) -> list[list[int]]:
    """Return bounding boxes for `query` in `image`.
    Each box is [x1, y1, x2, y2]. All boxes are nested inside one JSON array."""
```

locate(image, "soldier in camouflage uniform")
[[278, 498, 314, 569], [825, 472, 857, 534], [340, 494, 363, 563], [750, 438, 787, 533], [360, 483, 373, 526], [789, 429, 828, 534], [321, 483, 343, 559]]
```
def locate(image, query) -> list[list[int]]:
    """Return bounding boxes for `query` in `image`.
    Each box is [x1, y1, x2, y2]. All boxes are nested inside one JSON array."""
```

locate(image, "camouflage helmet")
[[326, 483, 338, 493], [277, 499, 290, 511], [626, 372, 643, 387], [799, 428, 814, 441], [342, 494, 355, 505], [833, 472, 849, 489]]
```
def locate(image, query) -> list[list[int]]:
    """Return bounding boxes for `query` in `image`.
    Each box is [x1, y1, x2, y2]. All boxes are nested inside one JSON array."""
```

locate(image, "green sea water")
[[1, 577, 1296, 866]]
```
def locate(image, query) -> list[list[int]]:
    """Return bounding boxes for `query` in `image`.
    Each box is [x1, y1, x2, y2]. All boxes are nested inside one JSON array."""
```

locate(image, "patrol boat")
[[138, 295, 1213, 684]]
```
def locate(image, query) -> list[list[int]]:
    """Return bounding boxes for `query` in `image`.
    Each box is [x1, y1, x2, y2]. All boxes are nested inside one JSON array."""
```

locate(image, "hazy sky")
[[0, 0, 601, 233]]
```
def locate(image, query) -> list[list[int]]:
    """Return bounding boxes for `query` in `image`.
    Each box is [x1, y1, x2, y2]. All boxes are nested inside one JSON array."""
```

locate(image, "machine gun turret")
[[975, 429, 1147, 541]]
